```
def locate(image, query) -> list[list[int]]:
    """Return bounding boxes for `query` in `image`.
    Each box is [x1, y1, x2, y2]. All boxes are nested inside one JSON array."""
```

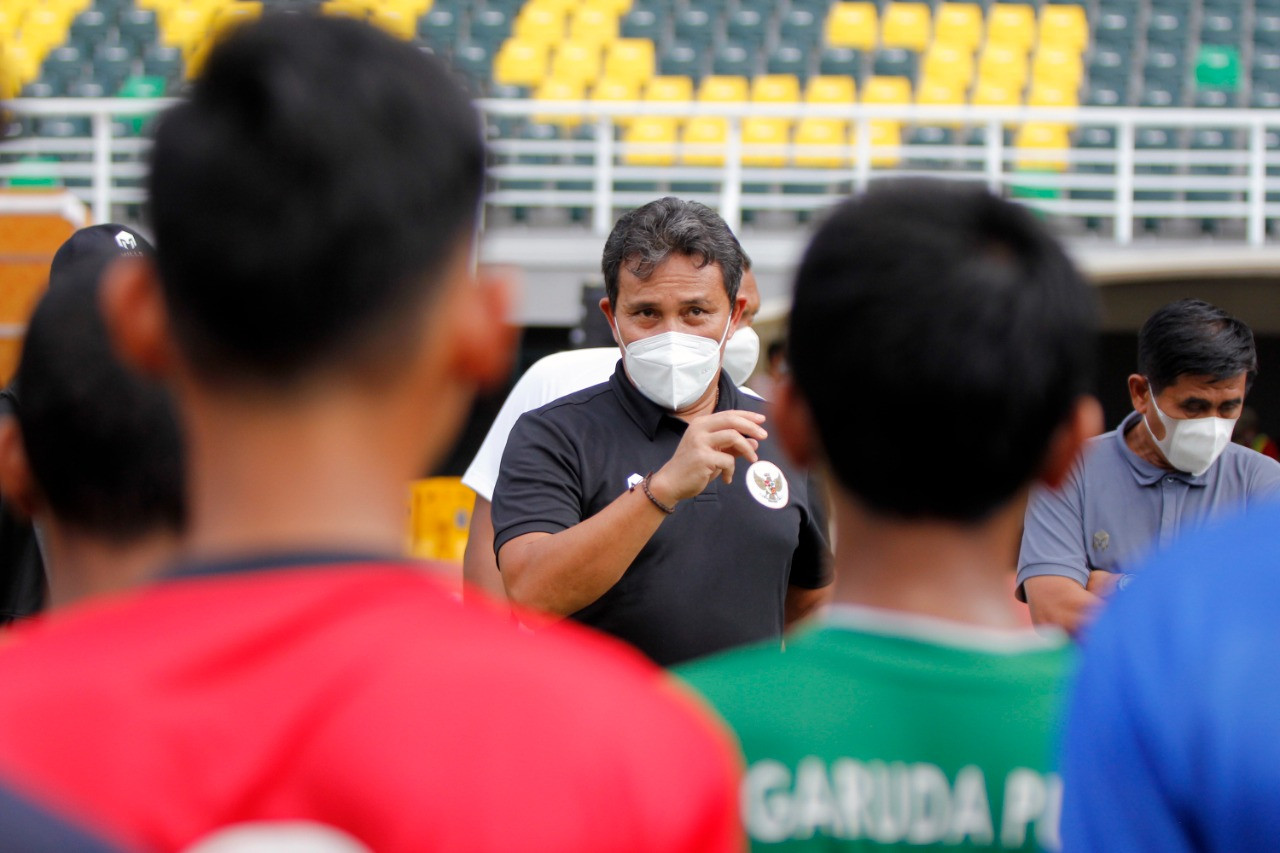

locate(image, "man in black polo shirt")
[[493, 198, 831, 666]]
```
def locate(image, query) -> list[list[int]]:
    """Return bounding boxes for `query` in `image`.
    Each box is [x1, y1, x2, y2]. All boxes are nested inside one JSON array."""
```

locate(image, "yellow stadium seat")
[[592, 76, 642, 126], [369, 5, 417, 39], [881, 2, 931, 51], [407, 477, 475, 565], [163, 3, 213, 53], [986, 4, 1036, 52], [526, 0, 578, 14], [972, 77, 1021, 107], [0, 6, 23, 42], [853, 121, 902, 168], [794, 118, 848, 167], [916, 77, 966, 106], [922, 42, 975, 89], [1031, 46, 1083, 89], [751, 74, 802, 103], [742, 117, 791, 166], [978, 42, 1029, 88], [18, 6, 69, 56], [493, 39, 550, 87], [1014, 122, 1070, 171], [826, 2, 879, 50], [645, 74, 694, 102], [534, 77, 587, 128], [934, 2, 983, 49], [805, 74, 856, 103], [624, 116, 678, 165], [1039, 4, 1088, 52], [586, 0, 631, 13], [0, 41, 40, 88], [513, 4, 565, 46], [211, 1, 261, 37], [569, 5, 618, 47], [699, 75, 749, 102], [1026, 80, 1078, 108], [604, 38, 656, 85], [322, 0, 369, 19], [681, 116, 727, 166], [551, 41, 602, 86], [861, 75, 912, 105]]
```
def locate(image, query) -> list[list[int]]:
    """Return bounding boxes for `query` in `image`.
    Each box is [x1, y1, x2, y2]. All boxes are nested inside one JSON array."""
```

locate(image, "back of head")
[[601, 197, 745, 308], [790, 179, 1097, 521], [1138, 298, 1256, 394], [14, 232, 184, 540], [147, 14, 485, 387]]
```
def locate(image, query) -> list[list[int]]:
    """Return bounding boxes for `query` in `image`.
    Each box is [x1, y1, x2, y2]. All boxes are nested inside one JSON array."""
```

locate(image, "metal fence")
[[7, 97, 1280, 245]]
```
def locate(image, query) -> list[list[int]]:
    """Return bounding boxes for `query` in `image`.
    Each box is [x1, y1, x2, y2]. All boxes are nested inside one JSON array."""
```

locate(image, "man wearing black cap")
[[0, 223, 185, 610]]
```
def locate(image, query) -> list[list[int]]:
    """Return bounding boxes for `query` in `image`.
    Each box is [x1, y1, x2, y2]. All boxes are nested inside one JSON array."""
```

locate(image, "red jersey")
[[0, 557, 742, 852]]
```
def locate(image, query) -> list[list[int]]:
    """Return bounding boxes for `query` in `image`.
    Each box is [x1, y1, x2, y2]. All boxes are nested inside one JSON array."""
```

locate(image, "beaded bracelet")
[[633, 471, 675, 515]]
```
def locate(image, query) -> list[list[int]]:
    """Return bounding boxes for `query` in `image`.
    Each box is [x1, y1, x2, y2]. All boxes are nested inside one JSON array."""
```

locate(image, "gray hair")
[[601, 197, 745, 307]]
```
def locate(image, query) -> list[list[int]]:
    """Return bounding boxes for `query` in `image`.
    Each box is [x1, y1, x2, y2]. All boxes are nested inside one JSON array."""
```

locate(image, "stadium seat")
[[1255, 12, 1280, 48], [469, 8, 512, 48], [1251, 81, 1280, 108], [793, 117, 849, 167], [143, 42, 184, 82], [699, 74, 749, 102], [1085, 81, 1127, 107], [916, 77, 966, 106], [780, 8, 821, 45], [1196, 45, 1241, 91], [41, 46, 85, 92], [94, 42, 136, 93], [1187, 127, 1237, 205], [712, 42, 755, 77], [604, 38, 655, 85], [369, 6, 417, 40], [826, 3, 879, 50], [1031, 46, 1083, 89], [972, 77, 1021, 106], [923, 43, 975, 89], [646, 74, 695, 102], [551, 41, 602, 87], [674, 7, 714, 44], [569, 5, 618, 46], [873, 48, 918, 79], [1071, 125, 1116, 203], [853, 120, 902, 168], [1093, 7, 1136, 50], [1200, 9, 1241, 47], [623, 116, 678, 165], [450, 43, 493, 87], [513, 5, 565, 45], [861, 75, 912, 105], [978, 42, 1029, 89], [681, 116, 728, 165], [986, 4, 1036, 52], [1013, 122, 1070, 171], [1193, 88, 1238, 108], [1038, 5, 1087, 52], [806, 74, 857, 103], [742, 117, 790, 167], [118, 7, 159, 49], [905, 125, 957, 169], [881, 3, 931, 52], [0, 42, 40, 92], [1088, 46, 1128, 87], [933, 3, 984, 51], [1138, 82, 1182, 108], [727, 8, 768, 46], [819, 46, 863, 78], [1134, 126, 1178, 204], [1255, 47, 1280, 85], [619, 7, 660, 40], [1146, 8, 1187, 48], [493, 39, 548, 87], [752, 74, 802, 103], [659, 41, 703, 78], [533, 77, 587, 128], [161, 4, 213, 54], [68, 9, 109, 52], [418, 7, 459, 50], [1027, 80, 1078, 108], [767, 43, 810, 78]]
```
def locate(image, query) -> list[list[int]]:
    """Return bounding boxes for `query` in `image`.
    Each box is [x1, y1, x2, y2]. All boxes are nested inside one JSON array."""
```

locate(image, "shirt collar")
[[1114, 410, 1207, 487], [609, 360, 739, 440]]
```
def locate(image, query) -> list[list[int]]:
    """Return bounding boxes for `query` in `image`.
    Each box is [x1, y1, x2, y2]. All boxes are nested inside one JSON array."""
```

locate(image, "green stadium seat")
[[1072, 126, 1116, 204], [726, 8, 767, 46], [1195, 45, 1241, 90], [1193, 88, 1238, 108], [469, 9, 511, 49], [1254, 48, 1280, 86], [713, 42, 755, 76], [41, 46, 86, 92], [819, 46, 863, 78], [6, 156, 63, 189], [620, 7, 661, 40], [143, 44, 184, 82], [116, 75, 165, 135], [94, 43, 136, 93], [68, 80, 108, 98], [1093, 10, 1135, 50], [780, 8, 821, 45], [69, 9, 111, 53], [451, 42, 493, 87], [92, 0, 130, 17], [1199, 9, 1241, 46], [1134, 126, 1178, 204], [873, 48, 917, 79], [1088, 47, 1129, 86], [1255, 12, 1280, 48], [1252, 81, 1280, 108], [674, 8, 714, 44], [767, 43, 810, 78], [905, 126, 956, 169], [1138, 83, 1181, 108], [117, 8, 159, 49], [1143, 48, 1183, 85], [418, 7, 459, 50], [1085, 82, 1126, 107], [1187, 127, 1237, 206], [660, 41, 704, 78], [736, 0, 775, 15], [1146, 8, 1187, 48], [20, 81, 57, 98]]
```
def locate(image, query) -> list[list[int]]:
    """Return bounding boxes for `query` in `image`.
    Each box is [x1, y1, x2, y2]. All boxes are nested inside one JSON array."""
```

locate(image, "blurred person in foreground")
[[461, 261, 765, 603], [492, 198, 831, 665], [676, 179, 1102, 851], [0, 16, 740, 852], [1018, 299, 1280, 636], [1232, 405, 1280, 460], [1060, 500, 1280, 849], [0, 225, 183, 612]]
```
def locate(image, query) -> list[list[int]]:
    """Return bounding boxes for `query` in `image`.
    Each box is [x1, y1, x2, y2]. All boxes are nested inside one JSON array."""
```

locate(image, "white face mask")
[[722, 326, 760, 387], [1144, 393, 1237, 476], [615, 316, 731, 411]]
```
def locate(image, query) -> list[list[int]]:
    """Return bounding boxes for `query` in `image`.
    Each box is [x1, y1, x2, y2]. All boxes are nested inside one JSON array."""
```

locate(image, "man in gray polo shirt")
[[1019, 299, 1280, 636]]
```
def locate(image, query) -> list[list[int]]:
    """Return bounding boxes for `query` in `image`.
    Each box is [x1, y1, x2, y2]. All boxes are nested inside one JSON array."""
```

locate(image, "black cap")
[[48, 224, 155, 292]]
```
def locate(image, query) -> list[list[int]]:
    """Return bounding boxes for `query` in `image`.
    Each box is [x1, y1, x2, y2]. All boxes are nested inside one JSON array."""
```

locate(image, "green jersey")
[[675, 605, 1073, 851]]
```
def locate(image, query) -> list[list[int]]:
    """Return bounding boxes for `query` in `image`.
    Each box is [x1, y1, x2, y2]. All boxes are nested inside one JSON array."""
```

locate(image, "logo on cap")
[[115, 231, 137, 250]]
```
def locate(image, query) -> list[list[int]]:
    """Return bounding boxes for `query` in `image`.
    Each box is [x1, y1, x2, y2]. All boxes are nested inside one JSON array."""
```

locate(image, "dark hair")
[[601, 197, 745, 308], [12, 270, 184, 540], [147, 14, 485, 387], [789, 179, 1097, 522], [1138, 299, 1257, 394]]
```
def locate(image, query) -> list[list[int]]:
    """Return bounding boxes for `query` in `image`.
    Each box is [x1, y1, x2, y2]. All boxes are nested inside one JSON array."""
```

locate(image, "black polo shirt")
[[492, 362, 830, 666]]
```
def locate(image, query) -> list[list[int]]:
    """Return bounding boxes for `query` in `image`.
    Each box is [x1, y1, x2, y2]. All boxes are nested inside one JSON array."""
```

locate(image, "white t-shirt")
[[463, 349, 622, 501]]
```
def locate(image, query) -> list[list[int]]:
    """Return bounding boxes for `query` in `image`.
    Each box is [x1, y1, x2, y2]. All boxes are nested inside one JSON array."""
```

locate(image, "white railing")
[[6, 97, 1280, 245]]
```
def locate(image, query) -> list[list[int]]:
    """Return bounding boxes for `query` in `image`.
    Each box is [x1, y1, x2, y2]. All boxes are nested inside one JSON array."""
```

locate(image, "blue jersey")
[[1061, 497, 1280, 851]]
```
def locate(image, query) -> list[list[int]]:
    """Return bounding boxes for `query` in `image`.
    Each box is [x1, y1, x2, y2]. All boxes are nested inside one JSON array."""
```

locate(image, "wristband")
[[633, 472, 675, 515]]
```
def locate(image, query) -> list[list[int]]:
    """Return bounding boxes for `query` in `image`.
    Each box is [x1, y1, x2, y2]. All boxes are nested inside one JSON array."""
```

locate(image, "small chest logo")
[[115, 230, 137, 250], [1093, 530, 1110, 551], [746, 460, 789, 509]]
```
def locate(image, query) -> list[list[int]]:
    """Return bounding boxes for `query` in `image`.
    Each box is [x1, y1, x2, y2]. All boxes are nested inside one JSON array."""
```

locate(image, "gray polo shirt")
[[1018, 410, 1280, 592]]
